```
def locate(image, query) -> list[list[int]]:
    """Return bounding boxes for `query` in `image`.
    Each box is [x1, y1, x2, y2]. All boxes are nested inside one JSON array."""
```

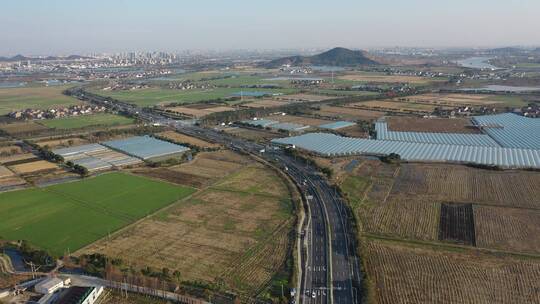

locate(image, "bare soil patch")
[[157, 131, 221, 149], [9, 160, 59, 174], [365, 239, 540, 304], [386, 116, 479, 133], [313, 105, 385, 121]]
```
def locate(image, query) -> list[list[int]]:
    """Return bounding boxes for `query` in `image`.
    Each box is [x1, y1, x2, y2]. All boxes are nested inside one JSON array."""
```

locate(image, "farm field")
[[35, 137, 90, 149], [364, 239, 540, 304], [223, 127, 280, 141], [0, 172, 195, 256], [157, 131, 221, 149], [311, 89, 380, 97], [82, 162, 294, 297], [350, 100, 438, 113], [39, 113, 135, 129], [166, 105, 235, 118], [0, 153, 37, 165], [400, 93, 527, 107], [134, 150, 248, 189], [9, 160, 59, 175], [0, 85, 80, 115], [241, 99, 289, 108], [0, 122, 49, 135], [262, 114, 333, 127], [392, 164, 540, 209], [312, 105, 385, 121], [474, 206, 540, 254], [91, 87, 296, 107], [275, 93, 336, 102], [339, 73, 435, 84], [386, 116, 479, 133], [0, 145, 22, 156], [337, 161, 540, 249]]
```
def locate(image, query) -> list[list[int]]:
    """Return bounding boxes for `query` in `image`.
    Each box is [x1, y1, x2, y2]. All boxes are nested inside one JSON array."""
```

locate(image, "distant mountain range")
[[264, 47, 380, 67], [0, 54, 93, 62]]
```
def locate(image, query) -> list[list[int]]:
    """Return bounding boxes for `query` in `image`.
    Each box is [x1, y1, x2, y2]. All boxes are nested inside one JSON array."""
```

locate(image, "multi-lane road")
[[67, 88, 362, 304]]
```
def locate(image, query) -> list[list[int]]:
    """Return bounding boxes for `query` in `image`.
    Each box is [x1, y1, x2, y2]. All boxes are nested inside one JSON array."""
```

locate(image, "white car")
[[312, 291, 316, 298]]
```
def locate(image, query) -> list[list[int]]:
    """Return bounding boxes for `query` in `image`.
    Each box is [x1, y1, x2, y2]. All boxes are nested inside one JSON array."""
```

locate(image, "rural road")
[[67, 88, 363, 304]]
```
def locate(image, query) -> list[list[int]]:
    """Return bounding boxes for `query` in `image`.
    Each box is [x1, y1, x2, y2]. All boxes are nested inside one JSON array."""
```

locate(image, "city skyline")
[[2, 0, 540, 55]]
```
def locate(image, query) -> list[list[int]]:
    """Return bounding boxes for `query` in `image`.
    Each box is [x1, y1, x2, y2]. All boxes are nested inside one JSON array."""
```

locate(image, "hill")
[[265, 47, 380, 67]]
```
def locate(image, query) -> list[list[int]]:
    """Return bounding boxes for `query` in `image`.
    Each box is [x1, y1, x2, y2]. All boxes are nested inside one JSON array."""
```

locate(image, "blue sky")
[[1, 0, 539, 55]]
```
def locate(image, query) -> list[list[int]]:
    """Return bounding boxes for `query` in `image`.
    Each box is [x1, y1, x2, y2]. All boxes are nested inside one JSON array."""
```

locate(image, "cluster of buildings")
[[8, 105, 107, 120], [35, 277, 103, 304], [0, 277, 103, 304], [166, 81, 213, 90], [102, 83, 149, 91]]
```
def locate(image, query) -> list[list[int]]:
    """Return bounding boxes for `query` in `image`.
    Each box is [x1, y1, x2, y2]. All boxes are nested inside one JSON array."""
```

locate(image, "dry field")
[[364, 239, 540, 304], [340, 161, 540, 249], [36, 137, 89, 149], [224, 127, 280, 141], [0, 145, 22, 156], [339, 125, 370, 138], [0, 153, 37, 165], [0, 176, 26, 189], [170, 150, 250, 182], [275, 94, 334, 102], [386, 116, 479, 134], [262, 114, 332, 127], [157, 131, 221, 149], [241, 99, 288, 108], [133, 150, 248, 189], [335, 158, 540, 303], [0, 165, 14, 178], [403, 93, 502, 106], [339, 74, 432, 84], [474, 206, 540, 254], [9, 160, 59, 175], [349, 100, 437, 113], [312, 105, 385, 121], [0, 122, 49, 135], [83, 161, 294, 297], [392, 164, 540, 209], [168, 105, 235, 118]]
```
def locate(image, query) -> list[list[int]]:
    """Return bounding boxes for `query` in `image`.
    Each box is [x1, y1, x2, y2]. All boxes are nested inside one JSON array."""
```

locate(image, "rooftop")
[[473, 113, 540, 149], [272, 132, 540, 169], [318, 121, 356, 130], [103, 135, 189, 160]]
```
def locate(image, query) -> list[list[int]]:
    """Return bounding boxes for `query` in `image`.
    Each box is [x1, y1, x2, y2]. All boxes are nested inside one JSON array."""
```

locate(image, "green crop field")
[[0, 173, 195, 256], [39, 113, 135, 129], [91, 87, 297, 107], [0, 85, 80, 115]]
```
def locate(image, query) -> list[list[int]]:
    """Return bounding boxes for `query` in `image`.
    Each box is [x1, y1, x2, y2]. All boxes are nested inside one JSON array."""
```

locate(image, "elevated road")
[[67, 88, 362, 303]]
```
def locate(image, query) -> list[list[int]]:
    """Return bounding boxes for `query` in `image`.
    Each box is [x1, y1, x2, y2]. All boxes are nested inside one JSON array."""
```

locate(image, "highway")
[[67, 88, 362, 304]]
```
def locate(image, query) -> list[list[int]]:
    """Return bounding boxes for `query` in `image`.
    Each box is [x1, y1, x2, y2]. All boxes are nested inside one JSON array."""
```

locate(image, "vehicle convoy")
[[68, 87, 363, 304]]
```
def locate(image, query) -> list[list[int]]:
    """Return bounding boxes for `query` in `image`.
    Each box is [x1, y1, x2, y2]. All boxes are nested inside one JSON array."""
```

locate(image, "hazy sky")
[[2, 0, 539, 55]]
